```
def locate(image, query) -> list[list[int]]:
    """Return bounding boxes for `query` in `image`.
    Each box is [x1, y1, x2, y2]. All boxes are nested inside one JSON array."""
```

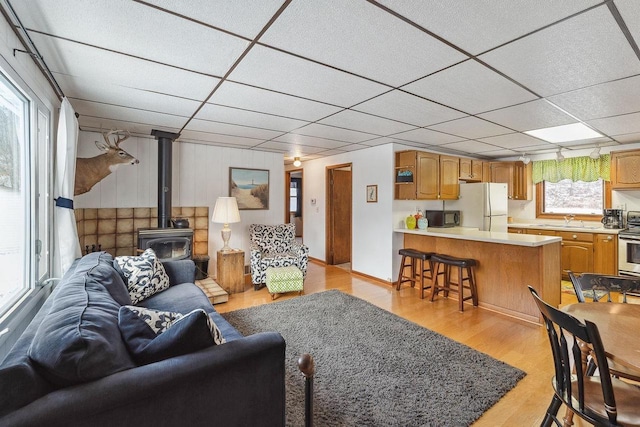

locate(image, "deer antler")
[[103, 129, 131, 147]]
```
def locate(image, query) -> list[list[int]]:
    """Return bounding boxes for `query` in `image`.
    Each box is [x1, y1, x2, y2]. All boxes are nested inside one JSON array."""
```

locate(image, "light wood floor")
[[216, 261, 586, 426]]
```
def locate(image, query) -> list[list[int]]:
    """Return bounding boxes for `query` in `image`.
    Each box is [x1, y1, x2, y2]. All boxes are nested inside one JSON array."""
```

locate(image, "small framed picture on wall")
[[366, 185, 377, 203]]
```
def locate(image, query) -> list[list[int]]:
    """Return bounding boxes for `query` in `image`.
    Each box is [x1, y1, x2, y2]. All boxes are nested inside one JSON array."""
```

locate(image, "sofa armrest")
[[1, 332, 286, 427], [162, 259, 196, 285]]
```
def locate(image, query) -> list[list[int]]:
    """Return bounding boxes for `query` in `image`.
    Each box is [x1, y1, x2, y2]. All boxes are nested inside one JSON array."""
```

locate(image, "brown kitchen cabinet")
[[490, 161, 532, 200], [459, 158, 482, 182], [394, 150, 459, 200], [593, 233, 618, 275], [490, 162, 514, 199], [611, 149, 640, 189], [482, 162, 491, 182], [508, 227, 524, 234], [558, 231, 594, 280]]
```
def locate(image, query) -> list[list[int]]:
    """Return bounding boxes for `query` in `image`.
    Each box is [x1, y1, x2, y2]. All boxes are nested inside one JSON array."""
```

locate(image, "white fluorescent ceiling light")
[[524, 123, 603, 143]]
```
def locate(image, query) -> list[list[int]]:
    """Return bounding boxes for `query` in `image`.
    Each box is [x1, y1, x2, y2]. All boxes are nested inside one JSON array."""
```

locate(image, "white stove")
[[619, 211, 640, 277]]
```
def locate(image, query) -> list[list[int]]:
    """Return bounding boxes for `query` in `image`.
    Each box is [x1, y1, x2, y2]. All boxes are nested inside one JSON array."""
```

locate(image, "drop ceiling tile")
[[515, 144, 562, 153], [427, 116, 512, 139], [613, 133, 640, 144], [377, 0, 600, 55], [403, 60, 537, 114], [142, 0, 284, 39], [548, 75, 640, 120], [318, 110, 417, 135], [360, 137, 397, 146], [260, 0, 465, 86], [16, 0, 249, 75], [184, 119, 283, 140], [31, 34, 219, 100], [587, 112, 640, 136], [333, 144, 370, 152], [316, 149, 347, 156], [353, 90, 466, 126], [478, 132, 545, 149], [228, 45, 389, 107], [56, 74, 201, 116], [71, 99, 188, 129], [210, 81, 342, 121], [616, 1, 640, 56], [480, 6, 640, 97], [556, 136, 613, 147], [290, 123, 375, 143], [274, 133, 347, 149], [195, 104, 309, 132], [392, 128, 465, 145], [478, 100, 576, 131], [256, 141, 326, 155], [178, 130, 265, 147], [479, 149, 520, 158], [80, 120, 180, 137], [439, 140, 502, 154]]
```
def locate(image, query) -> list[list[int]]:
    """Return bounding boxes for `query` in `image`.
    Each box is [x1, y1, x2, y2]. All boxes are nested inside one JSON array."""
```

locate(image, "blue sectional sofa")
[[0, 252, 286, 426]]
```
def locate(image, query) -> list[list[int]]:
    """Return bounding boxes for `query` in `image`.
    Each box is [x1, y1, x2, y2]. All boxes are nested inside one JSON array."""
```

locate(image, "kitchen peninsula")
[[395, 227, 561, 323]]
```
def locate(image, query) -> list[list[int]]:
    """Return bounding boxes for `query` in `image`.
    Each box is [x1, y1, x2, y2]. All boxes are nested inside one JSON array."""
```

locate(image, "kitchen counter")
[[395, 227, 561, 246], [397, 227, 561, 323], [507, 223, 622, 234]]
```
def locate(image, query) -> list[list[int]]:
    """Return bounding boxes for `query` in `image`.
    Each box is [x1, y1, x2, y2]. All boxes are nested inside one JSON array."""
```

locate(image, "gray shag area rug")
[[222, 290, 525, 426]]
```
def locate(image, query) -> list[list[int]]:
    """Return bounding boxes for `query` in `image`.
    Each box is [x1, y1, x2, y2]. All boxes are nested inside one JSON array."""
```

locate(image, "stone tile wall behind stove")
[[75, 207, 209, 257]]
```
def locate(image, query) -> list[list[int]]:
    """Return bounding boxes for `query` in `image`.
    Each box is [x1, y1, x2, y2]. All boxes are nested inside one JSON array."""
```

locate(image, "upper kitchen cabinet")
[[459, 158, 483, 182], [394, 150, 459, 200], [611, 149, 640, 190], [489, 161, 532, 200]]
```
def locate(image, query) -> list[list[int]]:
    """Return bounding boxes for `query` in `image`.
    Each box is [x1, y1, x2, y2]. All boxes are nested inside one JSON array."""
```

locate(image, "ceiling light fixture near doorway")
[[589, 146, 601, 160], [518, 153, 531, 165], [293, 157, 301, 167], [524, 123, 603, 143]]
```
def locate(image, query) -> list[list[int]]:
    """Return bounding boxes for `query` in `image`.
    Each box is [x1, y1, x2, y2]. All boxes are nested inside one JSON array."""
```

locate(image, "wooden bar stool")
[[430, 254, 478, 311], [396, 249, 435, 299]]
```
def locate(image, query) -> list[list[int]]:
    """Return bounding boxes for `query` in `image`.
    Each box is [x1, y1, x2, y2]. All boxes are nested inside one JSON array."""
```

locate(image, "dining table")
[[562, 302, 640, 372]]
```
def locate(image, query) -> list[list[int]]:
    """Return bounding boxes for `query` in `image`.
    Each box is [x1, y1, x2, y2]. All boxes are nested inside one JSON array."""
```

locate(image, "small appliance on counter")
[[601, 208, 624, 229], [424, 210, 460, 228]]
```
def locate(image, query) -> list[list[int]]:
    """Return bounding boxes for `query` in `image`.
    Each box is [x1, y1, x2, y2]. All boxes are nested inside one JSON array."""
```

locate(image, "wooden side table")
[[216, 250, 245, 294]]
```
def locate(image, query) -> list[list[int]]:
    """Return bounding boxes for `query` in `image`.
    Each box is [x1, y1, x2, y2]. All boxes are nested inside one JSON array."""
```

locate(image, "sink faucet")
[[564, 214, 575, 226]]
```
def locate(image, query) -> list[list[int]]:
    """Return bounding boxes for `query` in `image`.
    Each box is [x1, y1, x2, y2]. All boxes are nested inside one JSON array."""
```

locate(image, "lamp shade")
[[212, 197, 240, 224]]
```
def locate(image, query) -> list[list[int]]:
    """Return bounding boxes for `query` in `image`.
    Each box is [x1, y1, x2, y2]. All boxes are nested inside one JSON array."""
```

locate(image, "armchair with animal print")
[[249, 223, 309, 287]]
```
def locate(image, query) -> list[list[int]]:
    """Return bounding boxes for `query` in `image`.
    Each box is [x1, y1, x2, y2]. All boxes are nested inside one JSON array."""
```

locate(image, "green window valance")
[[532, 154, 610, 184]]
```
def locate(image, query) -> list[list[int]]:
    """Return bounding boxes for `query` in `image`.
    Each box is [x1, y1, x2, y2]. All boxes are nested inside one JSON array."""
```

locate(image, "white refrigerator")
[[447, 183, 509, 232]]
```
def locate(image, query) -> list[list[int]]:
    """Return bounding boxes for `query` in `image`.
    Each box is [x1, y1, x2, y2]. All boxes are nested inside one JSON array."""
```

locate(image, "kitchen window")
[[542, 179, 604, 215]]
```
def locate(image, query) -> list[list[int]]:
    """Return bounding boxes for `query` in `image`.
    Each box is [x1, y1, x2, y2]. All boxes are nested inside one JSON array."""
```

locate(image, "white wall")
[[75, 131, 285, 267]]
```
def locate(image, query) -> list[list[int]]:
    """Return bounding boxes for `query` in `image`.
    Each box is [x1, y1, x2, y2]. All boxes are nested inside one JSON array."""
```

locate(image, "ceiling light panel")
[[477, 99, 576, 132], [195, 104, 309, 132], [427, 116, 512, 139], [259, 0, 466, 87], [228, 45, 389, 107], [29, 34, 220, 100], [479, 6, 640, 97], [377, 0, 600, 55], [403, 60, 537, 114], [210, 82, 342, 122], [524, 123, 602, 143], [353, 90, 466, 127], [548, 75, 640, 120], [141, 0, 285, 39], [290, 123, 375, 143], [318, 110, 417, 136], [14, 0, 250, 76]]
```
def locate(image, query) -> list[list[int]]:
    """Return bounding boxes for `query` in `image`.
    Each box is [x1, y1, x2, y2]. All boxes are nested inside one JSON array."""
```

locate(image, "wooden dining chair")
[[568, 271, 640, 382], [529, 286, 640, 427]]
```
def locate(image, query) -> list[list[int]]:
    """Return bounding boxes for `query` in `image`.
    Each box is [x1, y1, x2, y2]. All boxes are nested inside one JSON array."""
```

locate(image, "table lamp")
[[212, 197, 241, 252]]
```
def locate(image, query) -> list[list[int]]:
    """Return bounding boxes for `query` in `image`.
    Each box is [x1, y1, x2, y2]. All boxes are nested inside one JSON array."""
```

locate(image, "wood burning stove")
[[137, 228, 193, 262]]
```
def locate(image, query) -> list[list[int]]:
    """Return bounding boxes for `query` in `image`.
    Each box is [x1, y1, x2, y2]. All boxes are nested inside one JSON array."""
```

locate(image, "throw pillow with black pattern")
[[113, 248, 170, 304]]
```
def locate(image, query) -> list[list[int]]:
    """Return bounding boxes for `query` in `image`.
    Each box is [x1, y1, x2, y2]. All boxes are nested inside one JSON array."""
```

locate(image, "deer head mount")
[[74, 130, 139, 196]]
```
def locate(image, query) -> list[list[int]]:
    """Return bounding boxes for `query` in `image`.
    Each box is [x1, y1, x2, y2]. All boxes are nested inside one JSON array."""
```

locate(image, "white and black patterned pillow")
[[118, 306, 225, 365], [114, 249, 170, 304]]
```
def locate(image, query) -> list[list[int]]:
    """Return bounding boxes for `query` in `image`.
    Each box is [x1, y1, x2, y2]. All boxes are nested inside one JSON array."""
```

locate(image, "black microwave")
[[425, 210, 460, 228]]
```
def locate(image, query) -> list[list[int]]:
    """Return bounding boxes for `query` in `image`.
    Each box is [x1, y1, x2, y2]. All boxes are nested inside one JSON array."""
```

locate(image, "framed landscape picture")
[[229, 167, 269, 210]]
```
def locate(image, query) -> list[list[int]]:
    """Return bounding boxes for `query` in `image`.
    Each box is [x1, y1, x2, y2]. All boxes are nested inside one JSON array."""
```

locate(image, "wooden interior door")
[[328, 167, 352, 265]]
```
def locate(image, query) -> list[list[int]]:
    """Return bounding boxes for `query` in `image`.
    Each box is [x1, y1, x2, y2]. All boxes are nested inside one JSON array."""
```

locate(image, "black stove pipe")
[[151, 129, 180, 229]]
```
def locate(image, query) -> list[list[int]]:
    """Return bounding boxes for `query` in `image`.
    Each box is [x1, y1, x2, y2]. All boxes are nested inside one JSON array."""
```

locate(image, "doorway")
[[285, 169, 303, 240], [326, 164, 352, 267]]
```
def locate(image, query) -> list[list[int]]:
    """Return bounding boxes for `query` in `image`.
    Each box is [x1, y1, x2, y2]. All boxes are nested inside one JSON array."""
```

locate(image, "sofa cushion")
[[28, 253, 135, 387], [118, 306, 224, 365], [113, 248, 170, 304]]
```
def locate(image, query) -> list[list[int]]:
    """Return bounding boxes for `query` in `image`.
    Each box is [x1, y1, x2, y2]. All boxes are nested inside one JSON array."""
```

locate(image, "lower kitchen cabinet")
[[593, 234, 618, 275]]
